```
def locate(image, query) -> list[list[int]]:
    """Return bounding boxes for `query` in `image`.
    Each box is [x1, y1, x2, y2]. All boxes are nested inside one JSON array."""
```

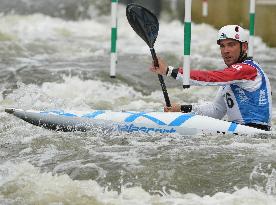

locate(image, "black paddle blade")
[[126, 3, 159, 48]]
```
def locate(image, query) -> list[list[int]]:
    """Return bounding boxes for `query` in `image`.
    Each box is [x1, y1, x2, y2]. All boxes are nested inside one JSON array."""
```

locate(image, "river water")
[[1, 3, 276, 205]]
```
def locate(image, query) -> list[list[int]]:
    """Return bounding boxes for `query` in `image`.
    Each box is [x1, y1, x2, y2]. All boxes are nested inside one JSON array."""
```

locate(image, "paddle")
[[126, 4, 171, 107]]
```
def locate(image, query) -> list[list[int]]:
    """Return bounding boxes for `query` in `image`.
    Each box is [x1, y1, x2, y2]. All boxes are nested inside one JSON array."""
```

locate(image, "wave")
[[0, 161, 275, 205]]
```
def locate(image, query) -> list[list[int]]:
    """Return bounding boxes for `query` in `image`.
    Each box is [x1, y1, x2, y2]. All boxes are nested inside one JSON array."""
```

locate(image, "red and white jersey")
[[172, 59, 272, 126]]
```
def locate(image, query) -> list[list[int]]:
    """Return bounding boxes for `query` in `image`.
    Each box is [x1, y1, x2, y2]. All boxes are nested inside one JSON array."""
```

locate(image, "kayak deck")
[[5, 108, 269, 135]]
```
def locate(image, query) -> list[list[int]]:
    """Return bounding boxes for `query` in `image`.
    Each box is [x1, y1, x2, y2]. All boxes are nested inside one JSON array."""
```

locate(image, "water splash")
[[0, 162, 276, 205], [250, 163, 276, 195]]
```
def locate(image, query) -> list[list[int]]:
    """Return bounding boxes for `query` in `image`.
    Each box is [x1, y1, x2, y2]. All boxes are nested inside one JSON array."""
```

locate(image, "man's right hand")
[[149, 57, 168, 75]]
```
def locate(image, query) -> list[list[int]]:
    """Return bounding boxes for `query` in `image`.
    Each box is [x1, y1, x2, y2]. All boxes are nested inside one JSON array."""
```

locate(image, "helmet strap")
[[237, 42, 247, 63]]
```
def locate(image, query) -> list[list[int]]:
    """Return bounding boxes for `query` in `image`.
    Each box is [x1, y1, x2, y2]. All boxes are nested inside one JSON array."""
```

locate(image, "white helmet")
[[217, 25, 248, 45]]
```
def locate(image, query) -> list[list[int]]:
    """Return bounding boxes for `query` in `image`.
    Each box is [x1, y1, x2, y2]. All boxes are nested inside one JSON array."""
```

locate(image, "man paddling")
[[150, 25, 272, 131]]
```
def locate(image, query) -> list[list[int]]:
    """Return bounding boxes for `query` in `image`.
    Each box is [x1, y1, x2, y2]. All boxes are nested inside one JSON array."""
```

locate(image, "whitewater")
[[0, 3, 276, 205]]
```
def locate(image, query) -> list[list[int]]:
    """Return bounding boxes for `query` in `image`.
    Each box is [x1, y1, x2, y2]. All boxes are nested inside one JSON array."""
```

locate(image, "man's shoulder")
[[229, 58, 259, 72], [242, 58, 260, 67], [229, 62, 256, 72]]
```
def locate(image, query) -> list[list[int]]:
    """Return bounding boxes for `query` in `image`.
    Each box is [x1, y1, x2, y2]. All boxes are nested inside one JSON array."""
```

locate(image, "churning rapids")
[[1, 2, 276, 205]]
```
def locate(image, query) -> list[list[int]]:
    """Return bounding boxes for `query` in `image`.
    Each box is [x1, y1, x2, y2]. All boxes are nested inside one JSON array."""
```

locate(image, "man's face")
[[219, 39, 247, 67]]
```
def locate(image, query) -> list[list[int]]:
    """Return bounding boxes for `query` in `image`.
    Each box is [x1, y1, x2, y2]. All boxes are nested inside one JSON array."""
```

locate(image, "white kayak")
[[4, 108, 270, 135]]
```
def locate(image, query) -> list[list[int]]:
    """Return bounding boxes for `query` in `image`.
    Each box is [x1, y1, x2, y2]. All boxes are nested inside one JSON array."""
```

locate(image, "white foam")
[[0, 162, 275, 205], [1, 4, 276, 205], [2, 76, 151, 111], [0, 4, 275, 61]]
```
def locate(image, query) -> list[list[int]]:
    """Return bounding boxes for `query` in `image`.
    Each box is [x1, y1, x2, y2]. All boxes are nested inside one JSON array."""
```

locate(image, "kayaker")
[[150, 25, 272, 131]]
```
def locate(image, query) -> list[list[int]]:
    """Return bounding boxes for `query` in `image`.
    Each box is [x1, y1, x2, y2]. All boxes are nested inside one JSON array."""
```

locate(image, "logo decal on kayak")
[[118, 124, 176, 134]]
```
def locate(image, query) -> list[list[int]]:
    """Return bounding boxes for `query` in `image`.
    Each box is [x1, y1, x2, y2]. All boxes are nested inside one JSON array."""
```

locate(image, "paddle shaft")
[[150, 48, 171, 107]]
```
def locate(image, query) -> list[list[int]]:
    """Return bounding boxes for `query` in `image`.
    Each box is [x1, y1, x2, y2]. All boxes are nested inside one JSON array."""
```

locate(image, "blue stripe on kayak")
[[40, 110, 63, 115], [228, 122, 238, 132], [124, 112, 146, 122], [124, 112, 166, 125], [168, 114, 193, 126], [82, 111, 105, 118], [60, 113, 77, 117], [41, 110, 77, 117]]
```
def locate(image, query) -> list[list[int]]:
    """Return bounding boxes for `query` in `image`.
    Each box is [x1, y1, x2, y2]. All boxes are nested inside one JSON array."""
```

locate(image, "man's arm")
[[164, 88, 227, 119], [168, 63, 258, 86], [191, 87, 227, 119]]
